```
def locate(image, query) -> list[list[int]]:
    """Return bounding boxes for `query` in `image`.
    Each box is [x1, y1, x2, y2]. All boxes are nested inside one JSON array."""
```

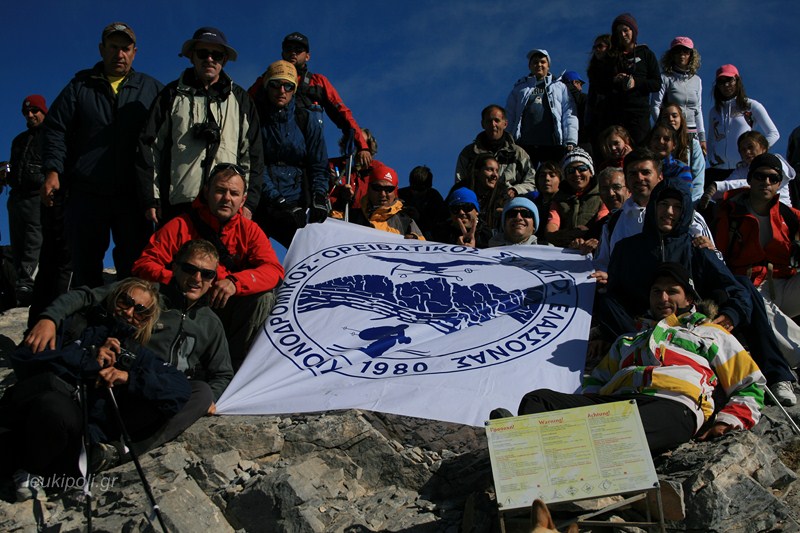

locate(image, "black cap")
[[651, 262, 700, 301], [748, 153, 783, 181], [282, 32, 309, 52]]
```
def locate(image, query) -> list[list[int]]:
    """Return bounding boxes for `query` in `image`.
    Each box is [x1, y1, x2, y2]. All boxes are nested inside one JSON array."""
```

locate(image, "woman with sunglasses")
[[3, 278, 207, 493], [545, 148, 608, 247], [253, 60, 329, 248], [707, 64, 779, 183]]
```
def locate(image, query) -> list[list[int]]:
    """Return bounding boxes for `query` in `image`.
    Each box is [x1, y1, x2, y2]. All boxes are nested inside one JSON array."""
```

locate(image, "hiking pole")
[[105, 387, 169, 532], [764, 386, 800, 435], [343, 129, 356, 223], [80, 381, 93, 532]]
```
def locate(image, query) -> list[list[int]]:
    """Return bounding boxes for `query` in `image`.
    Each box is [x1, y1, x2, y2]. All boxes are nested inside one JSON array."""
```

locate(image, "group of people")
[[1, 11, 799, 499]]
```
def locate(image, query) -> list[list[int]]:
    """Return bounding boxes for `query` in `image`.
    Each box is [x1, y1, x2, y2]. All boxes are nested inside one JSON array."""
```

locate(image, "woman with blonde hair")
[[652, 37, 705, 153]]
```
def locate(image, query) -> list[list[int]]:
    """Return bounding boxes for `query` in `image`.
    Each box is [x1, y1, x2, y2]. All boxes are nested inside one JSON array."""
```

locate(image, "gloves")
[[308, 194, 330, 224], [697, 182, 717, 210], [288, 206, 307, 229]]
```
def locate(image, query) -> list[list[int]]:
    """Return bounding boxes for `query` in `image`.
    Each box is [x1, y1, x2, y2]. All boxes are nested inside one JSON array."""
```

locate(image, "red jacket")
[[248, 69, 368, 152], [132, 199, 284, 295], [715, 189, 800, 286]]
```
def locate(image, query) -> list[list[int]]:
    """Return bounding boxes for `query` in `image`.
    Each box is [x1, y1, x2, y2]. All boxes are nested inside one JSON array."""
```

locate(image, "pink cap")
[[670, 36, 694, 50], [716, 64, 739, 79]]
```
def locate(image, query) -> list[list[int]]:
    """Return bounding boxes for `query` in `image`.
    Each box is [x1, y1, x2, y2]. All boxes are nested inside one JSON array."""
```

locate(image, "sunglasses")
[[211, 162, 246, 177], [449, 203, 476, 214], [506, 209, 534, 220], [195, 48, 226, 61], [178, 261, 217, 280], [117, 293, 153, 317], [370, 184, 396, 193], [566, 164, 591, 175], [751, 172, 781, 184], [267, 80, 296, 92]]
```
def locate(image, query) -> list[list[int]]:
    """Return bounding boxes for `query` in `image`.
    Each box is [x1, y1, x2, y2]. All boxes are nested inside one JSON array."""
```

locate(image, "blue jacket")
[[43, 63, 163, 197], [506, 73, 578, 146], [259, 98, 328, 206], [607, 180, 751, 327]]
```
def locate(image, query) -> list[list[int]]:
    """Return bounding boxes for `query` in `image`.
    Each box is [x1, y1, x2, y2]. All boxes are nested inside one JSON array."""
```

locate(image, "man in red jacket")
[[715, 153, 800, 403], [248, 31, 372, 168], [133, 163, 284, 367]]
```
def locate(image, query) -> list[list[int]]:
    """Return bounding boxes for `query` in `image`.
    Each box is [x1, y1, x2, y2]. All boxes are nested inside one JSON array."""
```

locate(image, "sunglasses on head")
[[195, 48, 226, 62], [449, 203, 476, 214], [210, 162, 246, 177], [751, 171, 781, 184], [178, 261, 217, 280], [506, 208, 534, 220], [267, 80, 296, 92], [370, 183, 395, 193], [117, 293, 153, 316], [566, 164, 591, 174]]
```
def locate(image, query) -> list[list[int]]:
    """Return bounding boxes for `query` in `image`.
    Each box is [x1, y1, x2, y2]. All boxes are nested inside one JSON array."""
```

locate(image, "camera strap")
[[200, 97, 222, 185]]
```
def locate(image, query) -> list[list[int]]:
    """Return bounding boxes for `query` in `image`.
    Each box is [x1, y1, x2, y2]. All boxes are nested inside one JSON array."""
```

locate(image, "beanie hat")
[[716, 64, 739, 79], [651, 262, 700, 301], [265, 60, 297, 86], [561, 71, 585, 83], [368, 161, 398, 188], [561, 147, 594, 175], [446, 187, 480, 212], [612, 13, 638, 43], [748, 153, 783, 181], [22, 95, 47, 114], [502, 197, 540, 230]]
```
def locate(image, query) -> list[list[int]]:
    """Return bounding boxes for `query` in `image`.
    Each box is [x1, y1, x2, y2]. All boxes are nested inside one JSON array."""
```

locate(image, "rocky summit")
[[0, 306, 799, 532]]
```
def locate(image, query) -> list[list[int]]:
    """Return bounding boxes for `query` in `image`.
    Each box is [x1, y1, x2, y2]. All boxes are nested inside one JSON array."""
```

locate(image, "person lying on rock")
[[491, 262, 765, 455], [1, 278, 210, 500]]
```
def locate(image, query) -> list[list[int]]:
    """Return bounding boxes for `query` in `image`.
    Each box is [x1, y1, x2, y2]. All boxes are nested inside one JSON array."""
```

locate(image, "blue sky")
[[1, 0, 799, 262]]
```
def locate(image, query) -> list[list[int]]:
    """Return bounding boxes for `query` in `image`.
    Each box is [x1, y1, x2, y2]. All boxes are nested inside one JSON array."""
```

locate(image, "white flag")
[[217, 219, 595, 426]]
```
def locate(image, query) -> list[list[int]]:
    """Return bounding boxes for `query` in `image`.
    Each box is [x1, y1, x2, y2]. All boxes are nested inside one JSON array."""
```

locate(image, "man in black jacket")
[[5, 95, 47, 304], [40, 22, 163, 290]]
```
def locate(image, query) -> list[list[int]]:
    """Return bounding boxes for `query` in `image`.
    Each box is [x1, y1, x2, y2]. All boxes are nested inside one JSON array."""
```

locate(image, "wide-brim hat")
[[180, 27, 237, 61]]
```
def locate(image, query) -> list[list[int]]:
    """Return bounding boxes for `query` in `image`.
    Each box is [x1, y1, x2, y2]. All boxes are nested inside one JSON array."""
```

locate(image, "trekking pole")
[[343, 129, 356, 223], [764, 386, 800, 435], [80, 381, 93, 532], [106, 387, 169, 532]]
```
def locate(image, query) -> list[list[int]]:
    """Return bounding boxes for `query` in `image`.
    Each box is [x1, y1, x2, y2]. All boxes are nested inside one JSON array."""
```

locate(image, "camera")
[[115, 348, 137, 371], [191, 122, 221, 144]]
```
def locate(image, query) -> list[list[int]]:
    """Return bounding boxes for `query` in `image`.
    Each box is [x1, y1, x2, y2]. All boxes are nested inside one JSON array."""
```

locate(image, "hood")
[[642, 179, 693, 238]]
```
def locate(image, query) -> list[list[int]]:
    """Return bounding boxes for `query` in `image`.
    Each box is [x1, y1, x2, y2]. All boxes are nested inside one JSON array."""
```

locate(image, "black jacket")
[[43, 63, 163, 197], [8, 125, 45, 194], [607, 180, 751, 326]]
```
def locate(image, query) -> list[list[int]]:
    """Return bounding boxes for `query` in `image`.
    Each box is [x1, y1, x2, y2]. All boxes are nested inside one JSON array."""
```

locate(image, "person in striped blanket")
[[493, 262, 765, 454]]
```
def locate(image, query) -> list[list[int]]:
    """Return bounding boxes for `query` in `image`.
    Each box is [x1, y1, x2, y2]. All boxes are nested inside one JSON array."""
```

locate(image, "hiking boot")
[[489, 407, 514, 420], [89, 442, 123, 472], [13, 469, 44, 502], [769, 381, 797, 407]]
